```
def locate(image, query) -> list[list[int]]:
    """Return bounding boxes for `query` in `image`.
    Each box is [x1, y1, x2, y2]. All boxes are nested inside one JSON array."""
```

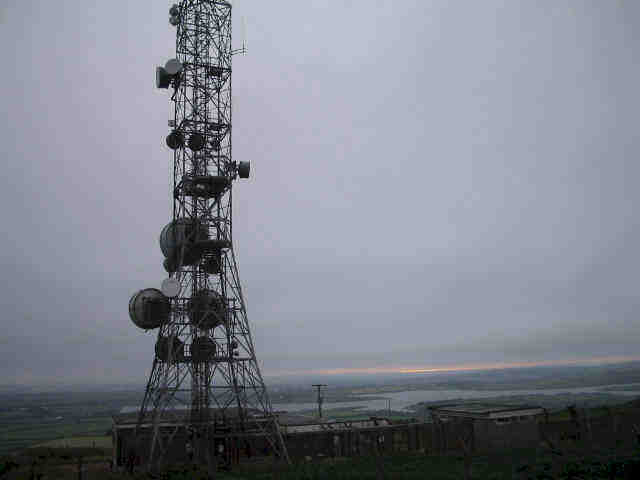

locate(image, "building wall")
[[114, 420, 532, 466], [114, 424, 291, 468], [540, 412, 640, 451], [474, 418, 539, 452], [115, 409, 640, 466]]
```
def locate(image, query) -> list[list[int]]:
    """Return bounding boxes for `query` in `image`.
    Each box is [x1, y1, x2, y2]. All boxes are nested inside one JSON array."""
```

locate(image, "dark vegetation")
[[0, 390, 141, 455], [2, 445, 639, 479]]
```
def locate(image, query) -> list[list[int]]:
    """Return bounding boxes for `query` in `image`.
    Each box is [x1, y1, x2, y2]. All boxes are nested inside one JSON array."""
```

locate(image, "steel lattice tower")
[[129, 0, 289, 469]]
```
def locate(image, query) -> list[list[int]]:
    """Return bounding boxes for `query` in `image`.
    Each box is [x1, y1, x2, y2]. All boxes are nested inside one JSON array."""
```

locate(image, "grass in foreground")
[[3, 445, 640, 480]]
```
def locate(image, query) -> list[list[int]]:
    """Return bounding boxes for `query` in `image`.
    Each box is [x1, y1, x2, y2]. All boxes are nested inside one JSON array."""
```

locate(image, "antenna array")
[[128, 1, 288, 470]]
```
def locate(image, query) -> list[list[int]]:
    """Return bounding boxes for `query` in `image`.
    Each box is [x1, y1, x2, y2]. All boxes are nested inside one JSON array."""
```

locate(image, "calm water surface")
[[272, 383, 640, 413], [120, 383, 640, 414]]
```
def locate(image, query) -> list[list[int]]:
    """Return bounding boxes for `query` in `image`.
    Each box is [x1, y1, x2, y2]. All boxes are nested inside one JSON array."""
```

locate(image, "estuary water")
[[271, 383, 640, 413], [120, 383, 640, 414]]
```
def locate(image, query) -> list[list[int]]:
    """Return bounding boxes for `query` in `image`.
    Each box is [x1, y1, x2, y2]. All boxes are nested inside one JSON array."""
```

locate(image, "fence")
[[113, 408, 640, 466]]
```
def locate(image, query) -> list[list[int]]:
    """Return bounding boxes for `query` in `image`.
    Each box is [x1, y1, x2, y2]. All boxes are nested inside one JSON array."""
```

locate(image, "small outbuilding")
[[429, 403, 545, 452]]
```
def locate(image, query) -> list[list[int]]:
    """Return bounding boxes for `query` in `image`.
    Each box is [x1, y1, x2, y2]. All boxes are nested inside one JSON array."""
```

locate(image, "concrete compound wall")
[[114, 420, 541, 467], [540, 411, 640, 450], [474, 419, 539, 452], [114, 428, 272, 468], [283, 425, 412, 459], [115, 410, 640, 466], [282, 419, 540, 459]]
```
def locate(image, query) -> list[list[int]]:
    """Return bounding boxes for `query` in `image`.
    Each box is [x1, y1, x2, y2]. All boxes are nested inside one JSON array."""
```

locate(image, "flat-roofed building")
[[111, 409, 395, 468], [429, 403, 545, 452]]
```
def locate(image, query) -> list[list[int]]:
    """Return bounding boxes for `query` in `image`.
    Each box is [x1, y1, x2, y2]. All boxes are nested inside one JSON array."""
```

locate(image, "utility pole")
[[312, 384, 327, 419]]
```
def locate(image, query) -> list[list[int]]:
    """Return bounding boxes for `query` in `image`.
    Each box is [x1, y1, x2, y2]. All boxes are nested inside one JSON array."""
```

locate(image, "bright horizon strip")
[[269, 355, 640, 377]]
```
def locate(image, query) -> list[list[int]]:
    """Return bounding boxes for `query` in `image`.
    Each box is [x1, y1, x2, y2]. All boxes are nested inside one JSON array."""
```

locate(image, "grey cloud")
[[1, 0, 639, 385]]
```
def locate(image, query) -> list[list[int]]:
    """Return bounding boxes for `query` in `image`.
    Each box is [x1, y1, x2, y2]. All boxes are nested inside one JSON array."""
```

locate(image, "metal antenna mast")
[[128, 0, 288, 469]]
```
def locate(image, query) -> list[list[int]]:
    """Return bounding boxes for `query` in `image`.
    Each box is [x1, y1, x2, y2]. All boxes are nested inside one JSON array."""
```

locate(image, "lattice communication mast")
[[127, 0, 288, 468]]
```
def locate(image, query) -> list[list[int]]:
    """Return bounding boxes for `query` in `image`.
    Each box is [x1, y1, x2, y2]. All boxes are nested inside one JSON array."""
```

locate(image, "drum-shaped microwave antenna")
[[128, 288, 170, 330], [156, 67, 171, 89], [188, 133, 205, 151], [187, 289, 226, 329], [155, 336, 184, 362], [159, 218, 208, 266], [238, 161, 250, 179], [172, 245, 202, 267], [163, 257, 177, 274], [169, 4, 180, 16], [156, 59, 182, 89], [166, 130, 184, 150], [164, 58, 183, 76]]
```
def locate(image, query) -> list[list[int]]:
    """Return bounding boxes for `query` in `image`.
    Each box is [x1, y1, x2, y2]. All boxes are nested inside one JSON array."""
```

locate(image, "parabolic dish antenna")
[[161, 278, 180, 298], [164, 58, 183, 76]]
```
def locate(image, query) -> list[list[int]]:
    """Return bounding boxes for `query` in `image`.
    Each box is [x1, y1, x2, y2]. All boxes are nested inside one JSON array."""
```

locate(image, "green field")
[[0, 416, 113, 455], [30, 435, 112, 449], [0, 389, 140, 455]]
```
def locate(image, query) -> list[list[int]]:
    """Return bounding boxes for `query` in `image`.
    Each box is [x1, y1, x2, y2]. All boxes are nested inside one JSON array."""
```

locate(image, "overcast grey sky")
[[1, 1, 639, 387]]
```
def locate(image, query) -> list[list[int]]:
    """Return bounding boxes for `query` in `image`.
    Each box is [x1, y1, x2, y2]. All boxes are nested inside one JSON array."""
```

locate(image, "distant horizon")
[[278, 355, 640, 377], [4, 354, 640, 393]]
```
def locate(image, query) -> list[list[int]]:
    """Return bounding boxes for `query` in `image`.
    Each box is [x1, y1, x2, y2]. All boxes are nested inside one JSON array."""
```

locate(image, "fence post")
[[456, 419, 473, 480], [77, 456, 83, 480]]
